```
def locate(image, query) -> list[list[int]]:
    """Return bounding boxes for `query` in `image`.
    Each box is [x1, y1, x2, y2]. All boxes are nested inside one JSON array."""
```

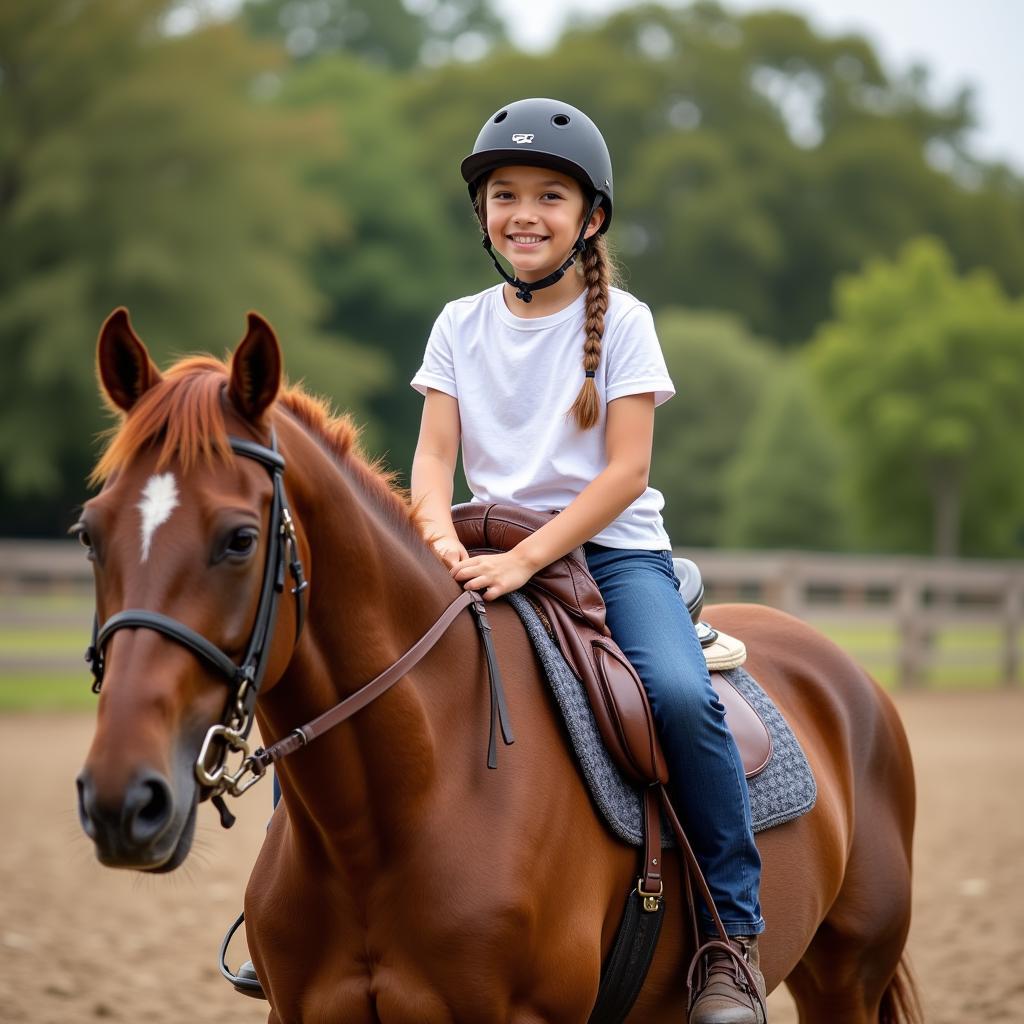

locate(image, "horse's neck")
[[257, 445, 457, 862]]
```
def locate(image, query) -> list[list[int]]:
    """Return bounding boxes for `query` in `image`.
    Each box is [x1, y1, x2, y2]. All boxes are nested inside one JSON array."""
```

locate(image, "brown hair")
[[567, 233, 619, 431], [472, 179, 620, 432]]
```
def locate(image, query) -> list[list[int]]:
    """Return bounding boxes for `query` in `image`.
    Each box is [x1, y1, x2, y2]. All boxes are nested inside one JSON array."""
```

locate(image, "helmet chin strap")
[[483, 194, 603, 304]]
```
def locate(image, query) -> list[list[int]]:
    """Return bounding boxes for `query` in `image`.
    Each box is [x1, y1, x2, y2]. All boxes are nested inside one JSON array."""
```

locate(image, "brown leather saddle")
[[451, 503, 772, 788]]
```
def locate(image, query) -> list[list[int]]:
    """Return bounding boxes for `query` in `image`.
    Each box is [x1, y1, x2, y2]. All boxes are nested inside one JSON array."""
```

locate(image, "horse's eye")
[[226, 528, 258, 558], [70, 523, 93, 554]]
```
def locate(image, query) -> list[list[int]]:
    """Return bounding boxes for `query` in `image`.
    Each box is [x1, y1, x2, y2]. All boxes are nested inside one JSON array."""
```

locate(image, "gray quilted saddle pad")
[[504, 590, 817, 846]]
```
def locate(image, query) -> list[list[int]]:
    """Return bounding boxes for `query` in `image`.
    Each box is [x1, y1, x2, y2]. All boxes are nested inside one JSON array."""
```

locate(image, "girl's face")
[[483, 165, 605, 281]]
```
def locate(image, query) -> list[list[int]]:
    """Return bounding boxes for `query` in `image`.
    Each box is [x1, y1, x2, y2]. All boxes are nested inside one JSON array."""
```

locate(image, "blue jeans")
[[583, 542, 765, 936]]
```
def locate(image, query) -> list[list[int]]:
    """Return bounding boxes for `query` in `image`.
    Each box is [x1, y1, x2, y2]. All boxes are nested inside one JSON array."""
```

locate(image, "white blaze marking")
[[137, 473, 179, 562]]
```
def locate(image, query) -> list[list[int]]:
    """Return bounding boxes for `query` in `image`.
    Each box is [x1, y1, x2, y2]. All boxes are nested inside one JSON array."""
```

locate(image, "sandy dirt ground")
[[0, 691, 1021, 1023]]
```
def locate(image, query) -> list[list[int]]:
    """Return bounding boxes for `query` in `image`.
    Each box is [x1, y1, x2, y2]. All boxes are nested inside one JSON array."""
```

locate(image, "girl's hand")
[[450, 549, 536, 601], [431, 534, 470, 569]]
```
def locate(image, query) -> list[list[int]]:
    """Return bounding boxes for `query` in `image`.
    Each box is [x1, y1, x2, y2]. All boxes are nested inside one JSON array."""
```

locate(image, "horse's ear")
[[228, 313, 282, 422], [97, 307, 162, 413]]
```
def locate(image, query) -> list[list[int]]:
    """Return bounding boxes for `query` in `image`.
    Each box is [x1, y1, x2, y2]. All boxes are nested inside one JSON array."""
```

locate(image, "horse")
[[76, 308, 922, 1023]]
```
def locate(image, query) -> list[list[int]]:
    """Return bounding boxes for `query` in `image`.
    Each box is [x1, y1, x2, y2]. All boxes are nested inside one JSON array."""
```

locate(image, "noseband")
[[85, 431, 309, 809]]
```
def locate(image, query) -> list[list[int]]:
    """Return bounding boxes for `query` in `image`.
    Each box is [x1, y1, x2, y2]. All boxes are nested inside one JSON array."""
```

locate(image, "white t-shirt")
[[410, 283, 676, 549]]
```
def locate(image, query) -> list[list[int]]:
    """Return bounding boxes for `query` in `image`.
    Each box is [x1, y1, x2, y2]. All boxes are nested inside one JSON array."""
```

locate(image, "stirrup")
[[219, 911, 267, 1000]]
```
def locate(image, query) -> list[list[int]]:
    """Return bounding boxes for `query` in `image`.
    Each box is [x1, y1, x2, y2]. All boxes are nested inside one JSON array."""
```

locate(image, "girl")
[[409, 97, 767, 1024]]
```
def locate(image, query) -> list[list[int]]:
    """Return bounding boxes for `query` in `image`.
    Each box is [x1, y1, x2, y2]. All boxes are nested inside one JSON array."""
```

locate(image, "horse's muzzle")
[[77, 766, 192, 871]]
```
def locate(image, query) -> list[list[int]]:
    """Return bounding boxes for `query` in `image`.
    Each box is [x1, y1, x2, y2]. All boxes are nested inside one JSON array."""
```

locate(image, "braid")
[[567, 234, 613, 430]]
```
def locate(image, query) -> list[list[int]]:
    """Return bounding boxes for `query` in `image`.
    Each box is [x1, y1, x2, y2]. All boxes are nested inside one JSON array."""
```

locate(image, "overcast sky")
[[490, 0, 1024, 172]]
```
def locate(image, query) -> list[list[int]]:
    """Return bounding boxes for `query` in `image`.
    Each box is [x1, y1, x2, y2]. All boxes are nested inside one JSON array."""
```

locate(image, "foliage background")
[[1, 0, 1021, 557]]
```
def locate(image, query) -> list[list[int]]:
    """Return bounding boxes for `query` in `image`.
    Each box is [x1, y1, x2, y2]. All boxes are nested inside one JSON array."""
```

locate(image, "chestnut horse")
[[77, 309, 921, 1023]]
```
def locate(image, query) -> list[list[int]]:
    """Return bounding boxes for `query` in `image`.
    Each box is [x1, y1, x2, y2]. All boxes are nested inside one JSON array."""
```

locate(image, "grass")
[[0, 592, 96, 711], [0, 626, 90, 654], [809, 619, 1019, 690], [0, 672, 97, 712], [0, 592, 93, 613]]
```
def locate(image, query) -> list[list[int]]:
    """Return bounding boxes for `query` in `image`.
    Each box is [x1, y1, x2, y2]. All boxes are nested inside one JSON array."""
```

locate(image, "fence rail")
[[686, 548, 1023, 687], [1, 541, 1021, 688]]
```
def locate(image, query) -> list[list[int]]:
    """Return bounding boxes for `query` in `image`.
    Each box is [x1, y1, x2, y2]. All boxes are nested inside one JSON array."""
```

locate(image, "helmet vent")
[[552, 113, 571, 128], [493, 110, 508, 123]]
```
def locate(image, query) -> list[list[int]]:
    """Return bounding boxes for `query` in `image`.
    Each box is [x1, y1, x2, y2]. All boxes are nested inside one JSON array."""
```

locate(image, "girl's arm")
[[515, 393, 656, 570], [410, 388, 467, 562]]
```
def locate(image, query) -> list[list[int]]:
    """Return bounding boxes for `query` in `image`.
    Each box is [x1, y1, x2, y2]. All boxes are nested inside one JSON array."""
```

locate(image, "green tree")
[[269, 53, 467, 478], [721, 363, 847, 549], [0, 1, 389, 535], [807, 236, 1024, 557], [242, 0, 506, 67], [650, 308, 778, 547]]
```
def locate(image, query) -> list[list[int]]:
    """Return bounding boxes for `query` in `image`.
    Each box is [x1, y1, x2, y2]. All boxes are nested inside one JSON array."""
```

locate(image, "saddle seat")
[[451, 503, 771, 787]]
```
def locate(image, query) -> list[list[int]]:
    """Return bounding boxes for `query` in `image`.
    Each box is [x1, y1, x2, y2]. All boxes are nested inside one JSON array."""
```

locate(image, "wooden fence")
[[1, 541, 1021, 688], [685, 548, 1023, 688]]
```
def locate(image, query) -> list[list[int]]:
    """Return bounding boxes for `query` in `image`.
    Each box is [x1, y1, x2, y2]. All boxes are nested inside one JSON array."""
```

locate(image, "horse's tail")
[[878, 955, 924, 1024]]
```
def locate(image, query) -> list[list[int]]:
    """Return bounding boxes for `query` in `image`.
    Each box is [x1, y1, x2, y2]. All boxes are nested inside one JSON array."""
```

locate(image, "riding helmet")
[[460, 97, 614, 233]]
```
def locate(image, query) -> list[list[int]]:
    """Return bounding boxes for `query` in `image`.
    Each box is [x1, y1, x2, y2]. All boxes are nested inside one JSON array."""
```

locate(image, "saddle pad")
[[504, 591, 817, 844]]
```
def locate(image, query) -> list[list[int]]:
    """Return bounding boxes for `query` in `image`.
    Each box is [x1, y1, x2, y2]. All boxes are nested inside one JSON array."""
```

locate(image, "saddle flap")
[[712, 671, 772, 778], [533, 589, 669, 787], [591, 638, 670, 786], [451, 503, 609, 635]]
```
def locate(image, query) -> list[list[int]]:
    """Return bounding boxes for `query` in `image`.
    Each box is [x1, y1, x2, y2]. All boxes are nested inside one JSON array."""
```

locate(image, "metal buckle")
[[222, 754, 266, 797], [637, 877, 664, 912], [195, 724, 250, 789], [281, 507, 297, 544]]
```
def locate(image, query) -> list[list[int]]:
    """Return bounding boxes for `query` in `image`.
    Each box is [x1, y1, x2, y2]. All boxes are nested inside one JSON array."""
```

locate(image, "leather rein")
[[85, 431, 513, 828]]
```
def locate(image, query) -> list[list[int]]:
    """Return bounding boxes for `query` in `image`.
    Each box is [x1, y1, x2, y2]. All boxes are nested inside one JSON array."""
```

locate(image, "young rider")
[[409, 97, 767, 1024]]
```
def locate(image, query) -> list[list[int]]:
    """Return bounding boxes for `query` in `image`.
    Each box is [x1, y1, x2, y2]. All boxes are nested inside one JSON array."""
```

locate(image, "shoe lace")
[[686, 938, 765, 1017]]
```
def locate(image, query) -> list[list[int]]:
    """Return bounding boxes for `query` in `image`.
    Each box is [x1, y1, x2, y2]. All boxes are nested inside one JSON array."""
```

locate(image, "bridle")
[[84, 429, 513, 828], [85, 431, 309, 814]]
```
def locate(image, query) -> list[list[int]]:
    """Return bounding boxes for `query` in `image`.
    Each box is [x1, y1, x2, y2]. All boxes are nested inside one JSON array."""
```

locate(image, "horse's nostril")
[[76, 773, 98, 839], [139, 779, 169, 823], [126, 773, 174, 844]]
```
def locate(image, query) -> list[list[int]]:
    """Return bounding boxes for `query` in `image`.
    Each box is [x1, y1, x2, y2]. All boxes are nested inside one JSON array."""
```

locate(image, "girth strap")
[[586, 887, 665, 1024]]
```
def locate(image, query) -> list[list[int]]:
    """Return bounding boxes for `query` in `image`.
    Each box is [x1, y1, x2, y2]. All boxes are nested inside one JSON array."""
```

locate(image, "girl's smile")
[[507, 233, 550, 250]]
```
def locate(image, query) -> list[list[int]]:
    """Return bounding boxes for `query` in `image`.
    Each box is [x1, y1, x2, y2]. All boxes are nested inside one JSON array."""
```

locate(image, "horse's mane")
[[91, 355, 435, 552]]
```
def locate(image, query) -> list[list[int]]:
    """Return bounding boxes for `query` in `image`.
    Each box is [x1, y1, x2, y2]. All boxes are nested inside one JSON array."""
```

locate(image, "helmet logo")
[[511, 133, 534, 144]]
